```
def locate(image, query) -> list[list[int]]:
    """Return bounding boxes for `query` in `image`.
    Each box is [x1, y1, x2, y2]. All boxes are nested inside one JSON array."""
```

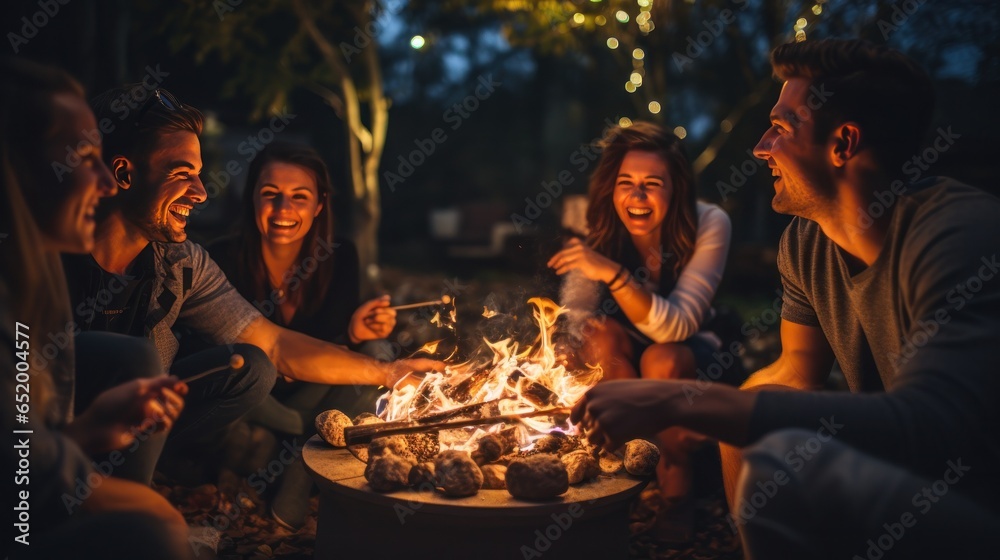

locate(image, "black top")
[[62, 244, 156, 338], [205, 235, 360, 346], [754, 177, 1000, 512]]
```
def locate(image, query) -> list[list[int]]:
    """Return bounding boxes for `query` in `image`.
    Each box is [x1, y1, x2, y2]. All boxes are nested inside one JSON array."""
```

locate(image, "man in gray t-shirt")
[[572, 40, 998, 557], [63, 86, 440, 485]]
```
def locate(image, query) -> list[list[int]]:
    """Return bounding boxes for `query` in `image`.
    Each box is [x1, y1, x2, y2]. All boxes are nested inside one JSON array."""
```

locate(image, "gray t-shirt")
[[65, 240, 262, 370], [753, 177, 1000, 509]]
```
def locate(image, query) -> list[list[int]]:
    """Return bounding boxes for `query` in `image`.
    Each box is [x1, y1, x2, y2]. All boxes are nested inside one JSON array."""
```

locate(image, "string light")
[[607, 37, 619, 49], [673, 126, 687, 139], [619, 117, 633, 127], [795, 17, 807, 29], [630, 72, 643, 86], [648, 101, 661, 114], [795, 29, 807, 41], [812, 4, 823, 15], [721, 119, 733, 133], [625, 81, 637, 93], [637, 0, 650, 7], [572, 12, 585, 25], [616, 10, 629, 23], [595, 15, 607, 25], [633, 48, 645, 60], [410, 35, 425, 49]]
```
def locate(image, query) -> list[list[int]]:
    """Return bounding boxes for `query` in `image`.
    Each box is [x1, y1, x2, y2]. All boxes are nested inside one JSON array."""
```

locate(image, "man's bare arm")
[[741, 319, 834, 392], [236, 316, 438, 386], [574, 319, 836, 450]]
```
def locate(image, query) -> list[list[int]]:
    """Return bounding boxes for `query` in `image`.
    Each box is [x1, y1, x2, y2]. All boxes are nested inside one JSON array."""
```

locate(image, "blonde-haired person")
[[0, 57, 189, 559]]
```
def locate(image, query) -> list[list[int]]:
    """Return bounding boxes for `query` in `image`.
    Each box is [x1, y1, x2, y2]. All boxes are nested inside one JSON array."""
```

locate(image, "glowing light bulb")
[[410, 35, 425, 49], [607, 37, 619, 49], [648, 101, 661, 114], [673, 126, 687, 139]]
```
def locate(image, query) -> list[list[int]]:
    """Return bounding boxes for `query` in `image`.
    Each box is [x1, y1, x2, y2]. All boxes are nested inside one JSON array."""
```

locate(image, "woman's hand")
[[66, 376, 188, 454], [547, 238, 620, 284], [349, 295, 397, 344]]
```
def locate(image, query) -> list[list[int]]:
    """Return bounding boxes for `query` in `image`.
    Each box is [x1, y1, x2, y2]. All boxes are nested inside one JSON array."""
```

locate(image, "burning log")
[[443, 369, 492, 403], [561, 450, 600, 485], [480, 464, 507, 489], [623, 440, 660, 477], [434, 451, 483, 497], [506, 369, 560, 408], [505, 454, 569, 500], [415, 397, 510, 424], [315, 410, 353, 447], [342, 407, 571, 445]]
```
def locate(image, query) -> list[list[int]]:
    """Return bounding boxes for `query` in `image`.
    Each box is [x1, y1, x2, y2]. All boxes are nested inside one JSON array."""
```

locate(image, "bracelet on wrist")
[[606, 264, 626, 289], [609, 273, 633, 292]]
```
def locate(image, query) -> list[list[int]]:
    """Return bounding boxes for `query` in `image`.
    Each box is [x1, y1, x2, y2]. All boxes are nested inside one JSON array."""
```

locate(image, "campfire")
[[315, 297, 660, 500]]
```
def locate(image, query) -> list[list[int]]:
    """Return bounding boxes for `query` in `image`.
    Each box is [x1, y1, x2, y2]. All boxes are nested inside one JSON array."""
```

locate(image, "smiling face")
[[753, 78, 834, 218], [40, 93, 117, 253], [128, 131, 206, 243], [253, 161, 323, 248], [613, 150, 671, 244]]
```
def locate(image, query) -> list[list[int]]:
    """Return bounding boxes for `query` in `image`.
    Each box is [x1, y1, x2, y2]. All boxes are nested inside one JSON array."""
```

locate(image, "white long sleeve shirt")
[[632, 201, 731, 345]]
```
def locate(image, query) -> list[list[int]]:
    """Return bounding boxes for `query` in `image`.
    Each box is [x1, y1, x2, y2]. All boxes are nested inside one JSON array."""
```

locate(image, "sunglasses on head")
[[133, 88, 183, 128]]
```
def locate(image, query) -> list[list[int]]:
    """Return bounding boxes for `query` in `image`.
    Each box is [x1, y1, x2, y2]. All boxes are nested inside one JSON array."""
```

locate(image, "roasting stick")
[[344, 406, 572, 445], [415, 396, 516, 424], [177, 354, 245, 385], [388, 294, 452, 311]]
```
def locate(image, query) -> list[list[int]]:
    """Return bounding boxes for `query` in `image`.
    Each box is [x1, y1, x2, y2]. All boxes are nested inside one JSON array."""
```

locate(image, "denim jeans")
[[74, 332, 275, 484], [736, 429, 998, 559]]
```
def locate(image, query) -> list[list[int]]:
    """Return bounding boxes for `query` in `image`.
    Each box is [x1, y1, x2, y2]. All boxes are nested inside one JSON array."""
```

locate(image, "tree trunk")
[[292, 0, 388, 292]]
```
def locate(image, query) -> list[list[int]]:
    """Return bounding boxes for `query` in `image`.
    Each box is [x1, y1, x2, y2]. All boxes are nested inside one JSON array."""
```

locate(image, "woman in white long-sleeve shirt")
[[548, 121, 731, 542]]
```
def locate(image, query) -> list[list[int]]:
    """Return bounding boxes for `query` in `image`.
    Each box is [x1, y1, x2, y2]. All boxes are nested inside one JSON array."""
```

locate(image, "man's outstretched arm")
[[236, 316, 442, 387]]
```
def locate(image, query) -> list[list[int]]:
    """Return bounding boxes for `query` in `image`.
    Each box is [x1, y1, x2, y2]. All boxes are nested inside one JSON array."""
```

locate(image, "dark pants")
[[7, 512, 188, 560], [74, 332, 275, 484], [735, 429, 998, 559]]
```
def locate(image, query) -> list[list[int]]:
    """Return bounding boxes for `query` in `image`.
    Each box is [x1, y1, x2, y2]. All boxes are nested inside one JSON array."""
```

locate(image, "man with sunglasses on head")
[[62, 85, 440, 485]]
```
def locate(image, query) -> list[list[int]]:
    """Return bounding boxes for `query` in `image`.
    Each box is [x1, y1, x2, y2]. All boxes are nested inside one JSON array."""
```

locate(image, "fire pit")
[[304, 297, 649, 558], [303, 440, 648, 559]]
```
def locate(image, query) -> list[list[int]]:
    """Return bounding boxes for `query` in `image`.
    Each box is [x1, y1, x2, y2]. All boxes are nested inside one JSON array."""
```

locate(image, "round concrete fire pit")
[[303, 436, 648, 559]]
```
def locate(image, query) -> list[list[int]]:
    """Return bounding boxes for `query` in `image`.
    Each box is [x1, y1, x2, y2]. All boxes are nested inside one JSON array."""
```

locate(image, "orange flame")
[[378, 297, 602, 453], [414, 339, 443, 356]]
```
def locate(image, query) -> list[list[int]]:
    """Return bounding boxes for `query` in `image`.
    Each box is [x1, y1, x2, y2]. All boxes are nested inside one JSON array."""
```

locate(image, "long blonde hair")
[[0, 57, 86, 421]]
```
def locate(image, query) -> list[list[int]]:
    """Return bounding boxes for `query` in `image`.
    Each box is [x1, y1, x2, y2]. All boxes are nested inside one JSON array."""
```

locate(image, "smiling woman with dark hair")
[[208, 141, 396, 529], [548, 120, 732, 541]]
